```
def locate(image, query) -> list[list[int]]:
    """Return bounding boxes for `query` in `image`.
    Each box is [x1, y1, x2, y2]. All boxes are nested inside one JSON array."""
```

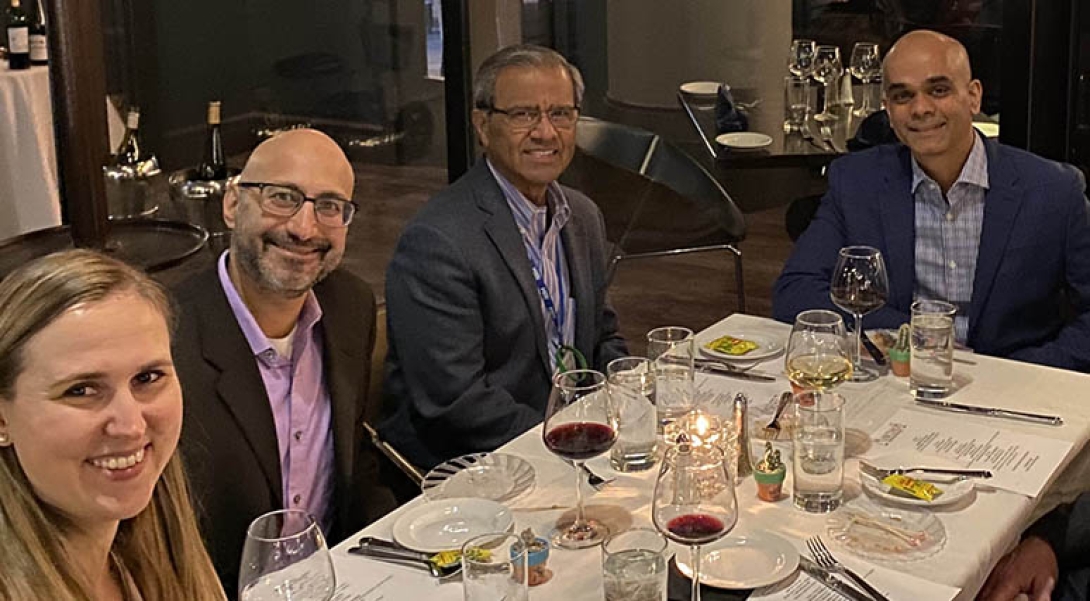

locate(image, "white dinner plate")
[[679, 81, 721, 96], [392, 498, 513, 553], [675, 532, 799, 589], [859, 453, 976, 508], [715, 132, 773, 150], [696, 330, 784, 363], [421, 452, 535, 503]]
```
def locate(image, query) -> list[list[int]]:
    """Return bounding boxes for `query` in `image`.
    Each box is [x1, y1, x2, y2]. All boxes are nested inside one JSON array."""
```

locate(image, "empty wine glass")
[[785, 309, 852, 392], [849, 42, 881, 117], [788, 39, 817, 78], [813, 45, 843, 121], [653, 441, 737, 601], [238, 509, 335, 601], [830, 246, 890, 382], [543, 369, 617, 549]]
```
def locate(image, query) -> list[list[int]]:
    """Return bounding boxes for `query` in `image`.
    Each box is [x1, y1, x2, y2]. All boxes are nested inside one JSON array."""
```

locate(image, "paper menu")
[[751, 562, 959, 601], [330, 551, 459, 601], [868, 408, 1073, 497]]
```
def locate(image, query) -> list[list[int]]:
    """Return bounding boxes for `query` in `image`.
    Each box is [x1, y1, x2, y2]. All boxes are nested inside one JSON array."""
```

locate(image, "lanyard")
[[527, 247, 567, 352]]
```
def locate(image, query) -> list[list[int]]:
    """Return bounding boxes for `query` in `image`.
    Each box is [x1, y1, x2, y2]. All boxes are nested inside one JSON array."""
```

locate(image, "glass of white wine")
[[785, 310, 852, 391]]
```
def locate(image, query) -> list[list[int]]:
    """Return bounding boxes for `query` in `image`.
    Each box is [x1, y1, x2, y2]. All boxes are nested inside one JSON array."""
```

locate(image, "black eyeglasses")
[[485, 105, 580, 130], [236, 182, 358, 227]]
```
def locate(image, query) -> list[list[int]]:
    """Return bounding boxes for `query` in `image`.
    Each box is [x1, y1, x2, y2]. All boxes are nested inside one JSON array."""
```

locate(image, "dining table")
[[331, 313, 1090, 601]]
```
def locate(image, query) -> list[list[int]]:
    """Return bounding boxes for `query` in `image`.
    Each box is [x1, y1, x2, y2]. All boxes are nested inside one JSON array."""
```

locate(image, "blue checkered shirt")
[[912, 135, 989, 343], [487, 160, 575, 367]]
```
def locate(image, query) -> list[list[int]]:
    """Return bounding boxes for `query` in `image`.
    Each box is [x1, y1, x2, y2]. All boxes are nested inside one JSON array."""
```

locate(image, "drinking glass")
[[792, 391, 845, 513], [910, 300, 957, 397], [607, 357, 658, 472], [788, 39, 816, 78], [238, 509, 335, 601], [602, 528, 669, 601], [653, 443, 737, 601], [830, 245, 889, 382], [785, 310, 851, 392], [849, 42, 881, 117], [784, 75, 810, 133], [462, 533, 529, 601], [646, 326, 695, 440], [813, 45, 843, 121], [543, 369, 617, 549]]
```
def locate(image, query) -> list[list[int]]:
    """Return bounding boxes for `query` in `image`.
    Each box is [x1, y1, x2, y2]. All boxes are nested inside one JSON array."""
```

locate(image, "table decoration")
[[753, 442, 786, 502]]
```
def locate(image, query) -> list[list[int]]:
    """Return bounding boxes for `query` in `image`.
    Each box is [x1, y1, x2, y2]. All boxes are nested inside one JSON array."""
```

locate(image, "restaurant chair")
[[561, 116, 748, 311]]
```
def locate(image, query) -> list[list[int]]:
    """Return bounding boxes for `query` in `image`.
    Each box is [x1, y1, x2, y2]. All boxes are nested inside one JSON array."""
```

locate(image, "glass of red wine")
[[543, 369, 617, 549], [830, 245, 889, 382], [652, 439, 738, 601]]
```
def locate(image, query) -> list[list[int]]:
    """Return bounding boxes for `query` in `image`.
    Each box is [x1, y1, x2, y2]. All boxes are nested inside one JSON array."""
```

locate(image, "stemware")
[[543, 369, 617, 549], [653, 442, 738, 601], [238, 509, 335, 601], [830, 246, 890, 382], [785, 309, 852, 391], [788, 39, 817, 78], [849, 42, 881, 117], [812, 45, 843, 121]]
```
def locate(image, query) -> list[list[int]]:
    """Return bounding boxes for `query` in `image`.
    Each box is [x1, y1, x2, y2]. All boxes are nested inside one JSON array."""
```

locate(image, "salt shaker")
[[732, 393, 752, 479]]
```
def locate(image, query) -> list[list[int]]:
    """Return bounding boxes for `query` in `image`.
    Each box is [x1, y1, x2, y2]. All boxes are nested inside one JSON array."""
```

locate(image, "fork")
[[807, 536, 891, 601], [580, 463, 614, 490]]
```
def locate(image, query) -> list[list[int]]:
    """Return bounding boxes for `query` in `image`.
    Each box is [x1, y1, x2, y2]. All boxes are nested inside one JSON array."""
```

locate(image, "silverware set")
[[807, 536, 891, 601]]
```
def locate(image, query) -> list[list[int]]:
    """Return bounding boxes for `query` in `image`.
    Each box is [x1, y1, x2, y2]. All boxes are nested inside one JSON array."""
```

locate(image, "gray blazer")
[[379, 161, 628, 468]]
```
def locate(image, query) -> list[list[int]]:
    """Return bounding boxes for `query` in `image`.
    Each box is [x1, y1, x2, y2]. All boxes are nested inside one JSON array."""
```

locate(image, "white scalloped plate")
[[825, 498, 946, 562], [421, 452, 535, 503]]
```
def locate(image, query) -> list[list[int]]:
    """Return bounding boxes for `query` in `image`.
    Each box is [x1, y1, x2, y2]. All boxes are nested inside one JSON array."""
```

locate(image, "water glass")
[[462, 533, 529, 601], [792, 391, 845, 513], [238, 509, 335, 601], [602, 528, 669, 601], [607, 357, 658, 472], [646, 327, 695, 440], [784, 75, 810, 132], [910, 300, 957, 397]]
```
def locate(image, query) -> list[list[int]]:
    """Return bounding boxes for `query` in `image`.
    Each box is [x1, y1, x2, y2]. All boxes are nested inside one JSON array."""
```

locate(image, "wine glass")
[[849, 42, 881, 117], [238, 509, 335, 601], [788, 39, 817, 78], [831, 245, 890, 382], [812, 45, 843, 121], [785, 309, 852, 391], [653, 442, 738, 601], [543, 369, 617, 549]]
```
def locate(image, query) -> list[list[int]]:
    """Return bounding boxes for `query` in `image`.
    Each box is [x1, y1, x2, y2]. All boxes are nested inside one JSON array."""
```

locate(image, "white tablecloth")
[[335, 314, 1090, 600], [0, 65, 60, 241]]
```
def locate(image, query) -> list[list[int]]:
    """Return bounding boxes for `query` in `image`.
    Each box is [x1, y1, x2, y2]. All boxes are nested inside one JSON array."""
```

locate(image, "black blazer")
[[171, 266, 395, 597]]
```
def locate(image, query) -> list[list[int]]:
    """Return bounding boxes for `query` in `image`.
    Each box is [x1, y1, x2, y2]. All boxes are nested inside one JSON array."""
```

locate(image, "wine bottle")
[[28, 1, 45, 66], [5, 0, 30, 70], [196, 100, 227, 180], [113, 108, 142, 166]]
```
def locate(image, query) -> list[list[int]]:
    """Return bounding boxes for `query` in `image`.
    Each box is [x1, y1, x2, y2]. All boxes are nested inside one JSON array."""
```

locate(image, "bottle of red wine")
[[196, 100, 227, 180], [28, 1, 46, 66], [5, 0, 30, 70], [113, 108, 142, 166]]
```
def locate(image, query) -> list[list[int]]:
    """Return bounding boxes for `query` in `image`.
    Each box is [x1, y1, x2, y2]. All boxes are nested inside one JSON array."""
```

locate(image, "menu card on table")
[[868, 408, 1073, 497], [331, 551, 459, 601]]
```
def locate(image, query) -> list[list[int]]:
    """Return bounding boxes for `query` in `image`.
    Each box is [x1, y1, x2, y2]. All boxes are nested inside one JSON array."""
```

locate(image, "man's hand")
[[977, 536, 1059, 601]]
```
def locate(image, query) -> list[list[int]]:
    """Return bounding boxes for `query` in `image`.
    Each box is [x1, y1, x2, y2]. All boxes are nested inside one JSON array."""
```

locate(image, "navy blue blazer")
[[773, 136, 1090, 371]]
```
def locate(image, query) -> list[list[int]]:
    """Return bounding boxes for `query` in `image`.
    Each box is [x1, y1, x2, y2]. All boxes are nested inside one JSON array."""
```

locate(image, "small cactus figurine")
[[753, 441, 786, 502], [889, 324, 911, 377]]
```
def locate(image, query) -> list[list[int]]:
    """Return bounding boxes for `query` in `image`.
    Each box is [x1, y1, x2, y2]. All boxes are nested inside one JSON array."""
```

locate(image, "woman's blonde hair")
[[0, 250, 224, 600]]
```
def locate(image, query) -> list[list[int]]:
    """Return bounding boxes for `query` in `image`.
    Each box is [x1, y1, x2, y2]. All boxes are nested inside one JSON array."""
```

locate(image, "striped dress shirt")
[[912, 134, 989, 343]]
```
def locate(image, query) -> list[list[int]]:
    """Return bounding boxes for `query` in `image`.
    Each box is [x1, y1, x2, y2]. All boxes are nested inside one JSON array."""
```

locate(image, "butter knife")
[[859, 460, 993, 480], [914, 397, 1064, 426], [693, 358, 777, 382], [798, 557, 872, 601]]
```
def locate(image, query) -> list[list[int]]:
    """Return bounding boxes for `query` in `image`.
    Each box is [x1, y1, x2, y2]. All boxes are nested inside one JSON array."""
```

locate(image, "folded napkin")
[[668, 557, 752, 601], [715, 85, 749, 134]]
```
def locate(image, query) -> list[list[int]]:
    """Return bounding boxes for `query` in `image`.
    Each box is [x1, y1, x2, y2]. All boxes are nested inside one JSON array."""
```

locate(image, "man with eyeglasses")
[[171, 128, 394, 594], [380, 44, 628, 470]]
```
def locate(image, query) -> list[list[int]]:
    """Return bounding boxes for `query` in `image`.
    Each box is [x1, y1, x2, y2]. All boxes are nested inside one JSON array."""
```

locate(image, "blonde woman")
[[0, 250, 224, 600]]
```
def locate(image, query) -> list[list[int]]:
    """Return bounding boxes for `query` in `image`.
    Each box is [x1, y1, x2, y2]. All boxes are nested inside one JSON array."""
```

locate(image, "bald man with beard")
[[171, 129, 394, 596], [773, 30, 1090, 371]]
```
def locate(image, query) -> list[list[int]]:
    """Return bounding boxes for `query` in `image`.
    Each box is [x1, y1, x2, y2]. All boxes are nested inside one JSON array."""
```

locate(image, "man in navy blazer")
[[773, 30, 1090, 371], [380, 45, 628, 469]]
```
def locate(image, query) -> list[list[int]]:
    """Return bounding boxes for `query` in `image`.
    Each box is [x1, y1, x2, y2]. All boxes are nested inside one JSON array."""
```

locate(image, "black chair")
[[560, 116, 747, 311]]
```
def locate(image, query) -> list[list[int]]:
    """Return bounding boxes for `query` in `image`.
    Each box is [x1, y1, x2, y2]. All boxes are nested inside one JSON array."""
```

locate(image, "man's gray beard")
[[233, 241, 337, 298]]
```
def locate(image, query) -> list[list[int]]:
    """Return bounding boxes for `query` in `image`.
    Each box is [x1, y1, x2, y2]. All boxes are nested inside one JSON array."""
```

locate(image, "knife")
[[798, 557, 872, 601], [860, 331, 887, 366], [693, 358, 777, 382], [858, 460, 994, 480], [913, 397, 1064, 426]]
